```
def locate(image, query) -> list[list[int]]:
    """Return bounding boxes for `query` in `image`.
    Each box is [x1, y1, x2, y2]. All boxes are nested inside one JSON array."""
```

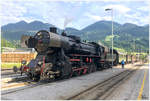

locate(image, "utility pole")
[[105, 8, 114, 68]]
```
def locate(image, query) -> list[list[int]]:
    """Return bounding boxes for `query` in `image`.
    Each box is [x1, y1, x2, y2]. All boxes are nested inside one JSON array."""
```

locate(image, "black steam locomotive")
[[18, 27, 119, 81]]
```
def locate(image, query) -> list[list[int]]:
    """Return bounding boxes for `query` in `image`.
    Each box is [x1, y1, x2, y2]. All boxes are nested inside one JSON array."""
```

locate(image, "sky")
[[0, 0, 149, 30]]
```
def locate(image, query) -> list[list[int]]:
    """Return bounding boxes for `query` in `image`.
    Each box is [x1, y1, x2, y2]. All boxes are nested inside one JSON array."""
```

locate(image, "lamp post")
[[105, 8, 114, 68]]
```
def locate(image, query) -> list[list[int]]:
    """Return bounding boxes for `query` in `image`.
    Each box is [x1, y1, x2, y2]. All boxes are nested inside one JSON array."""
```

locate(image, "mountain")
[[1, 20, 149, 52], [81, 21, 121, 41], [119, 23, 149, 37], [2, 20, 53, 31], [1, 21, 54, 40], [79, 21, 149, 51], [82, 20, 122, 32], [65, 27, 83, 37], [2, 21, 28, 31], [81, 21, 148, 40]]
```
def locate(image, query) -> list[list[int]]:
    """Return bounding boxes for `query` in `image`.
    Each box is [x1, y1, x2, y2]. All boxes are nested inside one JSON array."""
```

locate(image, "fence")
[[1, 52, 36, 63]]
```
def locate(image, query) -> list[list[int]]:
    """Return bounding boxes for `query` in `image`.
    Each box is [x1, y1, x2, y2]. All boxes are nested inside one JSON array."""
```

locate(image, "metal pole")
[[111, 9, 114, 68], [105, 8, 114, 68]]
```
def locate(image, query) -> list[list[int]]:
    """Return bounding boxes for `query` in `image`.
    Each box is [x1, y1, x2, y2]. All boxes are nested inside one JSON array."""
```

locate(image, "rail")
[[67, 64, 142, 100]]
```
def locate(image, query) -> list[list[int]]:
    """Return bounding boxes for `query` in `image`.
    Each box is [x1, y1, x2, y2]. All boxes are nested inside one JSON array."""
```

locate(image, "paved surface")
[[105, 64, 149, 100], [1, 69, 18, 77], [1, 69, 13, 74], [1, 63, 144, 100]]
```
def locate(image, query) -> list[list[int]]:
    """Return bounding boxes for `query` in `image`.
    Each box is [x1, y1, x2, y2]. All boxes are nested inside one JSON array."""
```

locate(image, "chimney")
[[50, 27, 57, 33]]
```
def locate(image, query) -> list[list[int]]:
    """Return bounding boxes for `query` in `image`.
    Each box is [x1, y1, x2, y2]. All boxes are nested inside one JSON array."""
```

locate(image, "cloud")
[[139, 16, 150, 26], [138, 6, 149, 12], [85, 13, 112, 21], [85, 13, 102, 21], [125, 12, 140, 19], [0, 1, 62, 27], [0, 0, 149, 29], [0, 1, 32, 25], [0, 1, 27, 17]]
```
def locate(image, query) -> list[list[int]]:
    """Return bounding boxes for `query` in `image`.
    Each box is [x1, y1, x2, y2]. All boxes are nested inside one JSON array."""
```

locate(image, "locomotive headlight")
[[38, 61, 42, 65], [26, 68, 29, 72]]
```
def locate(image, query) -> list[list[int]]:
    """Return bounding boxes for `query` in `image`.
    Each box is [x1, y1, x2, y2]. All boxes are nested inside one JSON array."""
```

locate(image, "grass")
[[1, 63, 21, 69], [114, 47, 126, 53], [105, 35, 119, 42]]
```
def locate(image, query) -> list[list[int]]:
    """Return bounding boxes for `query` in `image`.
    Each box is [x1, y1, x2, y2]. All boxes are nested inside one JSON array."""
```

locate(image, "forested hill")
[[1, 20, 149, 52]]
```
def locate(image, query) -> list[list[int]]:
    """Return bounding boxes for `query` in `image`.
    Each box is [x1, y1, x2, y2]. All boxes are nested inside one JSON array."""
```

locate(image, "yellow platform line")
[[137, 70, 148, 100], [1, 82, 35, 90], [1, 78, 13, 83]]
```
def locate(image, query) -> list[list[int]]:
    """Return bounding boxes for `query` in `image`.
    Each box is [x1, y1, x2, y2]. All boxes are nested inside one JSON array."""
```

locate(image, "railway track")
[[2, 75, 28, 83], [67, 64, 143, 100], [1, 63, 142, 97], [1, 69, 20, 76], [1, 73, 72, 95]]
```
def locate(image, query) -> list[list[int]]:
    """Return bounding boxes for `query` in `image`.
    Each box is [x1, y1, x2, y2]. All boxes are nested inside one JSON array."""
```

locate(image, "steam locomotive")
[[17, 27, 119, 81]]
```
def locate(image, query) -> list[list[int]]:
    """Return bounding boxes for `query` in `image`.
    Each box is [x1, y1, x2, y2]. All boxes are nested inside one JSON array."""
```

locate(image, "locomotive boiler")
[[18, 27, 119, 81]]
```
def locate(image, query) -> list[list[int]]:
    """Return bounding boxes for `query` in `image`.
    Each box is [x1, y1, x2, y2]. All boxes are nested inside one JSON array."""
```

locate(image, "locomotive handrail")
[[70, 54, 101, 57]]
